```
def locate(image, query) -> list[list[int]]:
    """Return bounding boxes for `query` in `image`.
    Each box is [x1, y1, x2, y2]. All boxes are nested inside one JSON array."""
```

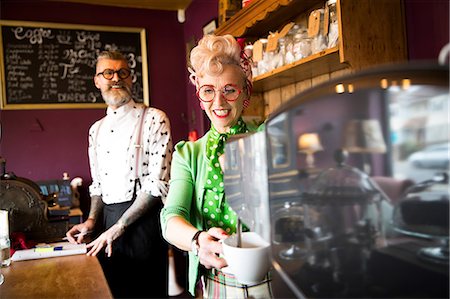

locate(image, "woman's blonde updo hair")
[[189, 34, 252, 93]]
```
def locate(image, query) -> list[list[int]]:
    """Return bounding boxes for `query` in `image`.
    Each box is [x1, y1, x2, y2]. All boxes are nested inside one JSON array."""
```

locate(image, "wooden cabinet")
[[215, 0, 407, 93]]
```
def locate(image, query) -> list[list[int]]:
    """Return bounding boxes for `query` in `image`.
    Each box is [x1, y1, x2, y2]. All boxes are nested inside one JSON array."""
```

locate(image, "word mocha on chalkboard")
[[0, 20, 148, 109]]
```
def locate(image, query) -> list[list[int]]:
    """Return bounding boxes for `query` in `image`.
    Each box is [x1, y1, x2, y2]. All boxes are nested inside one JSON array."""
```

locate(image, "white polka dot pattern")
[[201, 119, 248, 233]]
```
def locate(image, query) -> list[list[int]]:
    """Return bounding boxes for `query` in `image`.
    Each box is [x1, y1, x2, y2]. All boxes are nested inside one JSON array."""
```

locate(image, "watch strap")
[[191, 230, 203, 256]]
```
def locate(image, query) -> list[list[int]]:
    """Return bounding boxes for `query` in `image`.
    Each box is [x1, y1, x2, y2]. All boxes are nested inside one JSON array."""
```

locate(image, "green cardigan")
[[161, 124, 261, 296], [160, 132, 213, 296]]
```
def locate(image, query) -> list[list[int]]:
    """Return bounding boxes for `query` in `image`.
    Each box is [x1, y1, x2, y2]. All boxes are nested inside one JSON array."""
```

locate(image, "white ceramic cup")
[[222, 232, 271, 285]]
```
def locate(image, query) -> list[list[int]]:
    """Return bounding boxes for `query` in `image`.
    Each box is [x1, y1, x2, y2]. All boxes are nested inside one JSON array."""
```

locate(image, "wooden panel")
[[1, 255, 112, 299], [280, 83, 296, 104], [243, 92, 265, 120], [330, 68, 352, 80], [311, 73, 330, 87], [264, 98, 270, 118], [264, 88, 282, 117], [339, 0, 407, 68], [295, 78, 312, 95]]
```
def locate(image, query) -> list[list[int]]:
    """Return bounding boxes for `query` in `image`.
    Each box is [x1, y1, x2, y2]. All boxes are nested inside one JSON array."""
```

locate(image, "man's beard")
[[101, 83, 133, 107]]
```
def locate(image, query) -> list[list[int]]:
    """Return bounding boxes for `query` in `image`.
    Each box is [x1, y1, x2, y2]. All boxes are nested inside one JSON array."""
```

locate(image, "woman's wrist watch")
[[191, 230, 203, 256]]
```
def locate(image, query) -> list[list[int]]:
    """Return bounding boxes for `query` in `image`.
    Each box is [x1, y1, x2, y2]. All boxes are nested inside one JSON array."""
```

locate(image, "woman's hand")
[[197, 227, 229, 270]]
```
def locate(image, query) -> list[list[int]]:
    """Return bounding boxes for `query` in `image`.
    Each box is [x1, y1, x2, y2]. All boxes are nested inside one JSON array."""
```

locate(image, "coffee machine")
[[224, 63, 449, 298], [223, 131, 271, 242]]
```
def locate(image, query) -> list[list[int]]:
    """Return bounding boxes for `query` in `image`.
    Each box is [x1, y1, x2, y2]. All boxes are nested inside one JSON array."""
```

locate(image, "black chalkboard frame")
[[0, 20, 149, 110]]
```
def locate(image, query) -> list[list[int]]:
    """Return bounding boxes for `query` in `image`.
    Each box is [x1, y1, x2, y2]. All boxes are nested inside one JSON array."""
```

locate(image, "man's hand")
[[86, 222, 125, 257], [65, 218, 95, 244]]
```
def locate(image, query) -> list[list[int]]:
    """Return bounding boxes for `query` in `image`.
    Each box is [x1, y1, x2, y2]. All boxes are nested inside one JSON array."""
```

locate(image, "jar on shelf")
[[284, 24, 300, 65], [264, 50, 276, 73], [256, 38, 271, 75], [309, 8, 328, 54], [293, 27, 311, 60], [266, 32, 283, 70], [327, 0, 339, 48], [275, 37, 287, 69]]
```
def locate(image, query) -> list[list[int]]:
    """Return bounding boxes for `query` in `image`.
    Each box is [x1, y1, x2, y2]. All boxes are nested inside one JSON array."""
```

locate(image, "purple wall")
[[184, 0, 219, 135], [0, 0, 188, 183]]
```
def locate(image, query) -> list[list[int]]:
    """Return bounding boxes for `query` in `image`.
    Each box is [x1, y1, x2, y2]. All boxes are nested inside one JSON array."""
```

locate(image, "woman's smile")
[[197, 65, 246, 133], [213, 109, 230, 117]]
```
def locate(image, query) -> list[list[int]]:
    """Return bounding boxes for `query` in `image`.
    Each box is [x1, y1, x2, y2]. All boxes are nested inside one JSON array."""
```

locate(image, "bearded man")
[[65, 50, 173, 298]]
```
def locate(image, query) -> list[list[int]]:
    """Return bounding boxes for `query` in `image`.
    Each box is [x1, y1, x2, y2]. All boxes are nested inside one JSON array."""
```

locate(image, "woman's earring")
[[243, 98, 250, 109], [243, 88, 251, 108]]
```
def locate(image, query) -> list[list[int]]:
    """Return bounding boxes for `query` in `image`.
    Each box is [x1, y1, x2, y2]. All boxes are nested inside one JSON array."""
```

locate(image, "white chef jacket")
[[88, 100, 172, 204]]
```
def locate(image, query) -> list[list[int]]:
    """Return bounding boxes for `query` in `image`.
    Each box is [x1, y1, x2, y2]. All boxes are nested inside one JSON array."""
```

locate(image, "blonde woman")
[[161, 34, 272, 298]]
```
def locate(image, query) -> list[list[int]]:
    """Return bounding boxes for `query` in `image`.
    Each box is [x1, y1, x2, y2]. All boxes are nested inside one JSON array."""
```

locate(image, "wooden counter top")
[[0, 254, 112, 299]]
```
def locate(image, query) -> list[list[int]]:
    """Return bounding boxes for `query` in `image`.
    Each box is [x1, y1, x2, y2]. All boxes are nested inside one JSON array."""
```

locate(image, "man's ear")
[[94, 75, 100, 89]]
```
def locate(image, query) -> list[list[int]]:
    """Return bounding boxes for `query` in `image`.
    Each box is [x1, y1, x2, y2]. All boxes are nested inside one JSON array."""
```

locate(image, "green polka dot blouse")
[[203, 118, 248, 234]]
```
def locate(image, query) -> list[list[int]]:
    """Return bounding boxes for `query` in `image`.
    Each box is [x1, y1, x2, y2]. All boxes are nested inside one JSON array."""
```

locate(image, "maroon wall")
[[0, 0, 188, 183], [184, 0, 219, 136], [405, 0, 449, 60]]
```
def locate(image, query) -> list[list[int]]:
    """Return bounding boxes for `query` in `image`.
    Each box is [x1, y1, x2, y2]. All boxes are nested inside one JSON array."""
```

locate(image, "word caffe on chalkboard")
[[0, 20, 148, 110]]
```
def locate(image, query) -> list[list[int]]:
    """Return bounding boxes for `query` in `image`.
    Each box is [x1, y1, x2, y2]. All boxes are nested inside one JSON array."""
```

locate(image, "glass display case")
[[224, 62, 449, 298], [223, 131, 271, 242]]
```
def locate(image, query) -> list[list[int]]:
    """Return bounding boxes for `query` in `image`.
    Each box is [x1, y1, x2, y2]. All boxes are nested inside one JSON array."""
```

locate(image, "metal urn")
[[301, 149, 388, 296]]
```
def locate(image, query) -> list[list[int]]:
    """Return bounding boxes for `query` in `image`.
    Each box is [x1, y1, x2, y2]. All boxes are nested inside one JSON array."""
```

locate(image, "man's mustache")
[[106, 83, 132, 94]]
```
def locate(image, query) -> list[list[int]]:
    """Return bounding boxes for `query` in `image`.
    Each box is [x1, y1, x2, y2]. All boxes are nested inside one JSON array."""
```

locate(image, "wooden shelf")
[[215, 0, 407, 95], [215, 0, 320, 39], [252, 46, 348, 92]]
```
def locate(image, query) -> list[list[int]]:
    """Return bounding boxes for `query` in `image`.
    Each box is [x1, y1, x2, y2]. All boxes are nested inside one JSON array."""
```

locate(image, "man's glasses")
[[96, 68, 131, 80], [196, 84, 242, 102]]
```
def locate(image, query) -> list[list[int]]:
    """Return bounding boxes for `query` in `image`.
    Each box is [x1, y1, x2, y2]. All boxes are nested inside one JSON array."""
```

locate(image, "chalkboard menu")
[[0, 20, 148, 110]]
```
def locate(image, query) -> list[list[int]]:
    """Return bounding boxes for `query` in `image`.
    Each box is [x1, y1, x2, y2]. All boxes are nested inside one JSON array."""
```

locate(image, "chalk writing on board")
[[0, 20, 147, 109]]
